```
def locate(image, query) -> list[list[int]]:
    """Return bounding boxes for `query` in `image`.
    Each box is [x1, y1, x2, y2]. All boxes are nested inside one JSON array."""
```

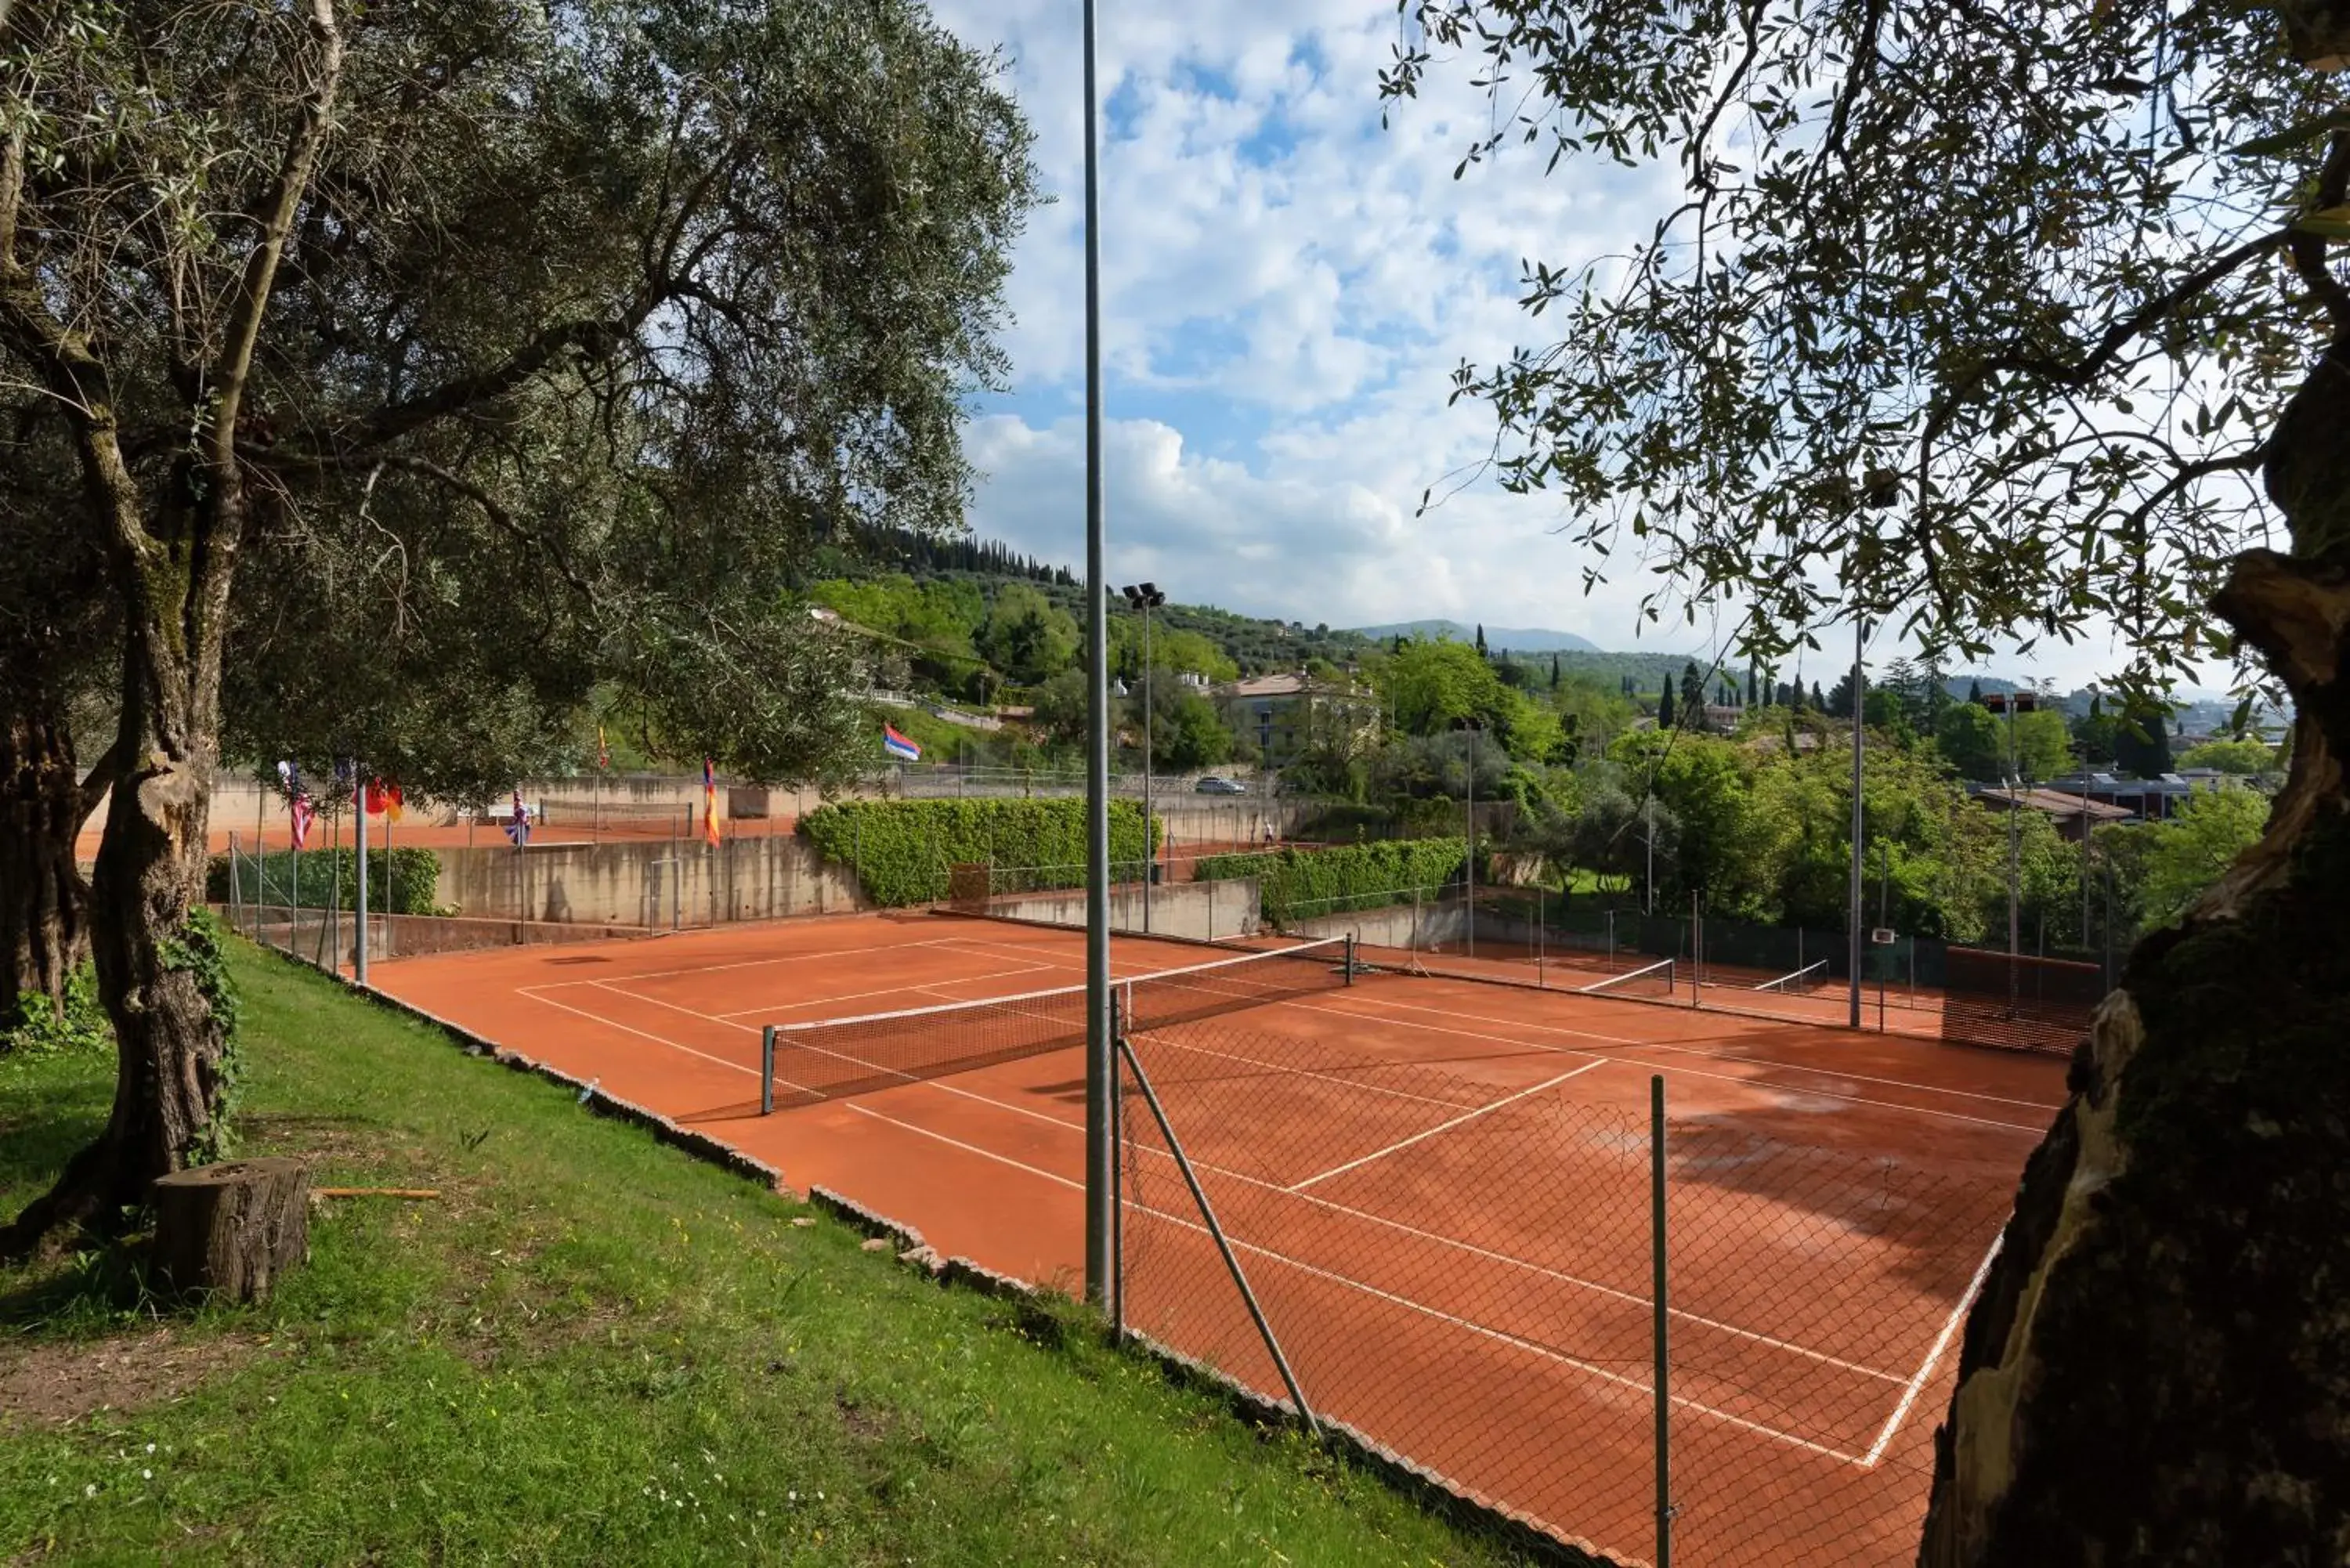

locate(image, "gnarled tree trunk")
[[0, 695, 92, 1024], [1918, 342, 2350, 1561]]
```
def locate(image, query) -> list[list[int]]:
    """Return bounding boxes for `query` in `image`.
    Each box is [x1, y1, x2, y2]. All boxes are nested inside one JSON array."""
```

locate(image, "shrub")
[[799, 798, 1158, 908], [0, 960, 110, 1057], [1195, 838, 1470, 923], [206, 847, 440, 916]]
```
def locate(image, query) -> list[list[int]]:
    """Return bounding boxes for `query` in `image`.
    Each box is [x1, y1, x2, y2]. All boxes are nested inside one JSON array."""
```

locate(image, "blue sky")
[[927, 0, 2173, 689]]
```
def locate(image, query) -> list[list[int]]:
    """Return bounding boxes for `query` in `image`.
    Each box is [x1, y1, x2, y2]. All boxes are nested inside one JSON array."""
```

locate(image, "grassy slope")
[[0, 945, 1531, 1566]]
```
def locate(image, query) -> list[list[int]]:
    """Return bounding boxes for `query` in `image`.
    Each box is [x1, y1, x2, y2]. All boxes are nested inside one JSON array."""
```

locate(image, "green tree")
[[2113, 698, 2178, 779], [0, 0, 1035, 1255], [979, 583, 1080, 685], [2178, 739, 2276, 775], [2139, 789, 2272, 929], [1386, 0, 2350, 1552], [2012, 709, 2077, 782], [1936, 704, 2006, 782], [2073, 696, 2121, 767], [1656, 674, 1676, 729], [1029, 670, 1091, 746]]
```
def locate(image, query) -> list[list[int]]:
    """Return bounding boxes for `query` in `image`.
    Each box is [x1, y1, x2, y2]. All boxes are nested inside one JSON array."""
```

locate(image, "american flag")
[[505, 787, 531, 847], [289, 791, 316, 851]]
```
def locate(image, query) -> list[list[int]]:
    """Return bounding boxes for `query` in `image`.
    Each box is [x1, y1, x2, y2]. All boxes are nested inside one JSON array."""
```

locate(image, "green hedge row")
[[1193, 838, 1470, 923], [206, 847, 441, 916], [799, 798, 1158, 909]]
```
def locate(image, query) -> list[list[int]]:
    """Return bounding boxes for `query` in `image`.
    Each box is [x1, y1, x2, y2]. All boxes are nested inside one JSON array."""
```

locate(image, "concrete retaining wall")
[[982, 876, 1260, 943], [1284, 898, 1471, 951], [436, 833, 861, 926]]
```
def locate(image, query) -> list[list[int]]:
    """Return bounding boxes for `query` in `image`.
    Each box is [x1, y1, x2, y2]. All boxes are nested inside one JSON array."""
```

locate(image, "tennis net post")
[[761, 1025, 776, 1116]]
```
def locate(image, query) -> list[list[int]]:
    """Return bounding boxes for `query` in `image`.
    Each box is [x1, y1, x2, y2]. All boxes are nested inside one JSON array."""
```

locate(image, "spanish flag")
[[701, 758, 724, 846]]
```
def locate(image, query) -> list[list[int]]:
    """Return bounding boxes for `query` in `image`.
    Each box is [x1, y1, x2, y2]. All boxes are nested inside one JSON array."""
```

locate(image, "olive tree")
[[0, 0, 1033, 1254], [1384, 0, 2350, 1559]]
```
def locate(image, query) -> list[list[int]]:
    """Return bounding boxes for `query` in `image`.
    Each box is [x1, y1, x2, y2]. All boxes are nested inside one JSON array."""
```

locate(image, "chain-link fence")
[[1261, 882, 2100, 1058], [1112, 1017, 2012, 1566]]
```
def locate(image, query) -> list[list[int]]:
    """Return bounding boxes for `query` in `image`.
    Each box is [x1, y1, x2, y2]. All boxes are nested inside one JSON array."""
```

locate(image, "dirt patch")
[[0, 1326, 254, 1431]]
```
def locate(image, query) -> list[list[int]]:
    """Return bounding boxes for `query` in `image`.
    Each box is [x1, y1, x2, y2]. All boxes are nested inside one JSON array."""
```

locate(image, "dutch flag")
[[882, 724, 922, 762]]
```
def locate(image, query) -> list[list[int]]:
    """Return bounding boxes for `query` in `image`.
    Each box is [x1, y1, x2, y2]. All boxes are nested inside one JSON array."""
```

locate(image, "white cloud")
[[927, 0, 2166, 689]]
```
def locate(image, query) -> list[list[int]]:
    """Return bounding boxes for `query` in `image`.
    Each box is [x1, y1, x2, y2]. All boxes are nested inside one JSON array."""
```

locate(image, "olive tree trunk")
[[1918, 341, 2350, 1562], [0, 696, 96, 1024]]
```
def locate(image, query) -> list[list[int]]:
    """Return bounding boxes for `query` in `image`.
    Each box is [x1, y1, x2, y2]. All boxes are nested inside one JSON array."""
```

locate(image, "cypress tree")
[[1968, 677, 1984, 706], [1658, 674, 1676, 728]]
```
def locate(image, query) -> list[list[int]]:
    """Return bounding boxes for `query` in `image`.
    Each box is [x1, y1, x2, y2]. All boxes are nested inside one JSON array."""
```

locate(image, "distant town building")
[[1209, 672, 1380, 767]]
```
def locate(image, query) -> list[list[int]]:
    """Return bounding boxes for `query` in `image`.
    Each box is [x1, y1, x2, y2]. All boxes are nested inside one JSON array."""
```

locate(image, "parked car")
[[1193, 775, 1247, 794]]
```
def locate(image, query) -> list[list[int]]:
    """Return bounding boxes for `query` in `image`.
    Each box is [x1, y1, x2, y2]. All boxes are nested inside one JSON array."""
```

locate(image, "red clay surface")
[[371, 912, 2065, 1567]]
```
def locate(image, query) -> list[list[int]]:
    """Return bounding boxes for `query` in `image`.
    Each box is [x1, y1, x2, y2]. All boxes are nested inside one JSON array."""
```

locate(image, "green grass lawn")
[[0, 943, 1539, 1566]]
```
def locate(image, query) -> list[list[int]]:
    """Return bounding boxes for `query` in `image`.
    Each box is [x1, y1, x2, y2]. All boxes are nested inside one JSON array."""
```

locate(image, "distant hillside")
[[1354, 619, 1601, 653], [805, 526, 1373, 677]]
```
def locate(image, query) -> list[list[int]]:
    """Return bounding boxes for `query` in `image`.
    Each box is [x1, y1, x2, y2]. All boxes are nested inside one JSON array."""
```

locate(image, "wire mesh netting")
[[1265, 882, 2101, 1058], [760, 938, 1352, 1111], [1114, 1021, 2016, 1567], [1936, 948, 2105, 1055]]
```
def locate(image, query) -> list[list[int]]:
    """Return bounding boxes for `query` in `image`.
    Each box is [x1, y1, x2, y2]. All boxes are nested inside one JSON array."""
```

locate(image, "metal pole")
[[1690, 891, 1701, 1007], [1464, 726, 1476, 959], [1121, 1035, 1318, 1436], [1848, 617, 1864, 1029], [761, 1026, 776, 1116], [1645, 795, 1654, 915], [1081, 0, 1114, 1310], [354, 768, 370, 985], [252, 787, 265, 941], [1112, 986, 1126, 1342], [1141, 601, 1152, 933], [1651, 1072, 1673, 1568]]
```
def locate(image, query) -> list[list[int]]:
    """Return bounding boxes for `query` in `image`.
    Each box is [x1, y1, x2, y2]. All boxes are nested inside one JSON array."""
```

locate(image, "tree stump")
[[150, 1158, 310, 1303]]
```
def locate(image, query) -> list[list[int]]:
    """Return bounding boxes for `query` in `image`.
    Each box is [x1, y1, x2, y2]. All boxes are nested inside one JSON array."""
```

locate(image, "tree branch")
[[2287, 129, 2350, 327], [202, 0, 345, 480], [1922, 227, 2292, 448], [74, 730, 128, 822]]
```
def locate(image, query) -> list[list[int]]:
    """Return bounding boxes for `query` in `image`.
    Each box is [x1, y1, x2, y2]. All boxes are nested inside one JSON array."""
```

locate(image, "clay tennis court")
[[373, 912, 2064, 1566]]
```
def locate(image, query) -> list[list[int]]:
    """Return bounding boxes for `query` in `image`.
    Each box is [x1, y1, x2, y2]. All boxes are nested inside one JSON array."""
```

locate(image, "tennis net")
[[760, 938, 1351, 1111], [1577, 956, 1676, 1000], [1754, 958, 1831, 994]]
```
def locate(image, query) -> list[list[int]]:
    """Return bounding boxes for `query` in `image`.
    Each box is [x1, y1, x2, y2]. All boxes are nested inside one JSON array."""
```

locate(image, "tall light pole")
[[1080, 0, 1112, 1310], [1122, 583, 1164, 933]]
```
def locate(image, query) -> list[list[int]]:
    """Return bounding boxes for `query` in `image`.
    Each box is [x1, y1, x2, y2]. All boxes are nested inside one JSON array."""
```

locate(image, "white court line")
[[869, 1042, 1907, 1385], [1349, 991, 2063, 1114], [1287, 1063, 1607, 1192], [826, 1093, 1871, 1464], [523, 934, 1028, 989], [1863, 1231, 2006, 1465], [708, 961, 1061, 1019], [1139, 1037, 1490, 1113], [1138, 1193, 1874, 1466], [1275, 998, 2051, 1134], [518, 988, 760, 1078], [511, 974, 1925, 1396]]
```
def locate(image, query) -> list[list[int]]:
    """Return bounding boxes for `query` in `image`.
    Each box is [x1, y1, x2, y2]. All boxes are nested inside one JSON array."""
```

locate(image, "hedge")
[[207, 847, 440, 916], [1194, 838, 1470, 923], [798, 797, 1158, 909]]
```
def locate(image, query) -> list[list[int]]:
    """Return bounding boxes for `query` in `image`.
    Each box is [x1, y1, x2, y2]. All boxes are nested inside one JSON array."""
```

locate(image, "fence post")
[[1537, 886, 1546, 988], [1652, 1072, 1673, 1568], [1689, 892, 1701, 1009], [1343, 932, 1356, 986], [761, 1026, 776, 1116], [1111, 987, 1126, 1342], [1120, 1034, 1317, 1436]]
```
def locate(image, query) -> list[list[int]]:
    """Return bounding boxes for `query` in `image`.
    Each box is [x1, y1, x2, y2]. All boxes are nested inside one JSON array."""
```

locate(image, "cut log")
[[150, 1158, 311, 1303]]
